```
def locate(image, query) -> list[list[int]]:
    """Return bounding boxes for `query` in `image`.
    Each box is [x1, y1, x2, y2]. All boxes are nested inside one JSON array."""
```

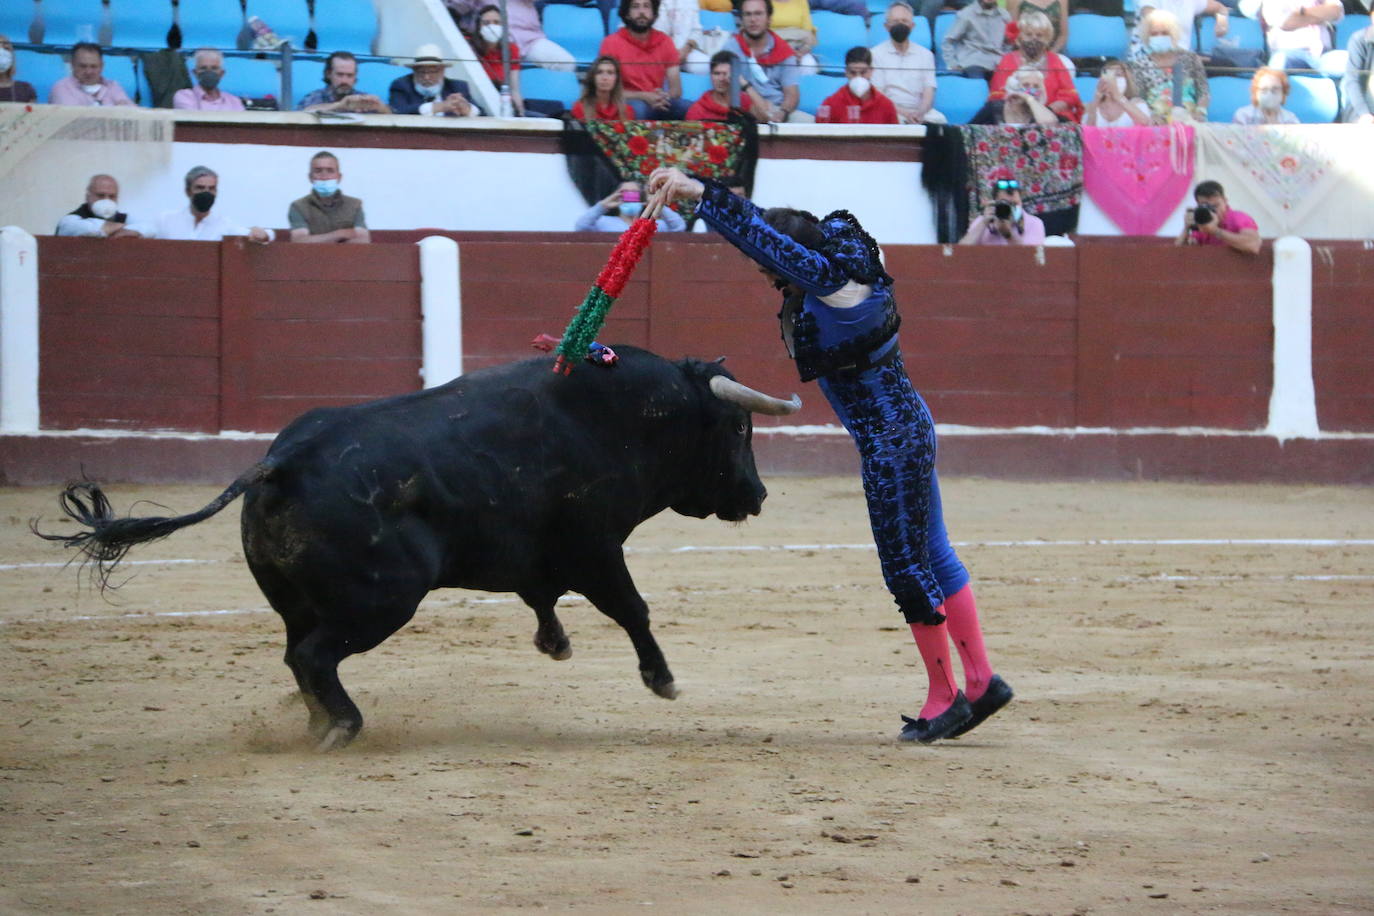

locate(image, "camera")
[[1193, 204, 1214, 226], [621, 188, 641, 204], [993, 200, 1014, 221]]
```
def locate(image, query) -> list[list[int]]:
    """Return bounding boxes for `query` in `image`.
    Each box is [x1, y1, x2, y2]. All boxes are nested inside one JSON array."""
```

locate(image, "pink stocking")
[[942, 584, 994, 702], [909, 620, 959, 720]]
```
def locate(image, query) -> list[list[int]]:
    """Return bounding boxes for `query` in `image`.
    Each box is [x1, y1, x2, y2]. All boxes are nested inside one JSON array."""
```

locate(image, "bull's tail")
[[33, 462, 274, 590]]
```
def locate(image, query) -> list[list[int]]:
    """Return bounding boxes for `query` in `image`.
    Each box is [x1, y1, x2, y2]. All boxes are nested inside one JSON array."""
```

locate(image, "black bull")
[[38, 347, 801, 749]]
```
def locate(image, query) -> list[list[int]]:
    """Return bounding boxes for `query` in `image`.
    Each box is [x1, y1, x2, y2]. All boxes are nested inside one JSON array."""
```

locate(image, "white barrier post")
[[0, 226, 40, 433], [1266, 235, 1319, 440], [417, 235, 462, 388]]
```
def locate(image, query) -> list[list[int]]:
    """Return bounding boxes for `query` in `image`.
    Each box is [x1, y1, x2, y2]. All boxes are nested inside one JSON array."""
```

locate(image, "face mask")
[[0, 49, 14, 72], [416, 79, 442, 98], [1019, 39, 1046, 58], [1147, 34, 1173, 53], [480, 23, 504, 44], [1115, 76, 1127, 93], [1257, 88, 1282, 110], [312, 179, 340, 196], [888, 23, 911, 43], [196, 70, 222, 91], [90, 198, 118, 219], [191, 190, 216, 213], [619, 202, 643, 218], [848, 76, 871, 97], [1012, 205, 1024, 222], [82, 81, 102, 95]]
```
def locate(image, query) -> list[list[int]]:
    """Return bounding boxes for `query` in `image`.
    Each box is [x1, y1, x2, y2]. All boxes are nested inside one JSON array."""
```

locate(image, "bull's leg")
[[249, 561, 332, 737], [520, 589, 572, 660], [290, 628, 364, 751], [578, 557, 677, 699]]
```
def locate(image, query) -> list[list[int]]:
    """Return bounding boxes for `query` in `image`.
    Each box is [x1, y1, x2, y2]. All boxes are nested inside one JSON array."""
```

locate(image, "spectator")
[[654, 0, 712, 74], [600, 0, 692, 119], [1083, 58, 1151, 125], [443, 0, 576, 70], [1260, 0, 1344, 71], [817, 47, 901, 122], [1007, 0, 1069, 54], [685, 50, 768, 118], [1127, 10, 1209, 123], [971, 66, 1060, 122], [871, 1, 944, 123], [1175, 179, 1261, 254], [288, 152, 370, 245], [959, 178, 1047, 245], [48, 42, 134, 107], [172, 48, 245, 111], [0, 34, 38, 103], [152, 166, 273, 243], [574, 180, 687, 232], [297, 51, 391, 113], [769, 0, 819, 63], [472, 6, 545, 117], [726, 0, 809, 122], [388, 44, 478, 117], [572, 55, 636, 119], [55, 174, 148, 238], [988, 11, 1083, 121], [941, 0, 1012, 79], [1340, 9, 1373, 123], [1136, 0, 1230, 52], [1233, 67, 1301, 123]]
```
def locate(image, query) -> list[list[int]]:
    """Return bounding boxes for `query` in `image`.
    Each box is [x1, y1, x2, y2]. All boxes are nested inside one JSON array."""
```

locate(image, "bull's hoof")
[[642, 670, 679, 700], [533, 631, 573, 661], [315, 723, 359, 752]]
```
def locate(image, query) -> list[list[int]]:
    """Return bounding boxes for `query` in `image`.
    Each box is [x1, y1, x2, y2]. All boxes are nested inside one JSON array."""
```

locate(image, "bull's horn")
[[709, 376, 802, 416]]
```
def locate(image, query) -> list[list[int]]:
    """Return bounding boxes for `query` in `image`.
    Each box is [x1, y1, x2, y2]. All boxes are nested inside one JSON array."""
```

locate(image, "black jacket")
[[388, 75, 481, 115]]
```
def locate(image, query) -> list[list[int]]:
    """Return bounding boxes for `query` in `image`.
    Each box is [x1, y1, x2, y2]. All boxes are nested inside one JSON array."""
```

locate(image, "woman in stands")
[[0, 34, 38, 103], [973, 67, 1060, 124], [572, 55, 635, 120], [1232, 68, 1300, 124], [685, 50, 769, 119], [1007, 0, 1069, 55], [1127, 9, 1209, 123], [987, 11, 1083, 122], [1083, 59, 1152, 126]]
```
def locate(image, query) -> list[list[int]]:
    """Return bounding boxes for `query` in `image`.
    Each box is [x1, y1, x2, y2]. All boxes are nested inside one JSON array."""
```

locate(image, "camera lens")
[[993, 201, 1013, 221]]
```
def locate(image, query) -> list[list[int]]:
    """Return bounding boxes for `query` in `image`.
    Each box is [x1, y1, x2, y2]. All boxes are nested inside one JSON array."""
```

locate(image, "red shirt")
[[598, 27, 679, 93], [479, 42, 521, 85], [685, 91, 753, 121], [988, 52, 1084, 123], [572, 99, 635, 120], [815, 86, 899, 124]]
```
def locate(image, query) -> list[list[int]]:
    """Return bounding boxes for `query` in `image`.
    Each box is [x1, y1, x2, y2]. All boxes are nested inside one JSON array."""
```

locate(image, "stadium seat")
[[541, 5, 606, 68], [932, 12, 957, 69], [678, 71, 710, 101], [1064, 14, 1129, 61], [221, 55, 289, 102], [1197, 15, 1265, 58], [811, 10, 870, 73], [103, 54, 141, 103], [305, 0, 379, 54], [109, 3, 174, 49], [698, 10, 736, 32], [1334, 14, 1365, 52], [1205, 74, 1253, 121], [1073, 73, 1100, 103], [796, 72, 846, 114], [518, 66, 582, 106], [14, 50, 71, 102], [290, 56, 331, 105], [1, 3, 34, 39], [27, 0, 105, 46], [246, 2, 311, 49], [177, 0, 246, 51], [1286, 73, 1339, 123], [933, 73, 989, 123]]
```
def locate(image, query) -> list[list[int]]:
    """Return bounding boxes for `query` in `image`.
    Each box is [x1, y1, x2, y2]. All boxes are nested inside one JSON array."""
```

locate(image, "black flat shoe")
[[948, 674, 1014, 739], [898, 691, 972, 744]]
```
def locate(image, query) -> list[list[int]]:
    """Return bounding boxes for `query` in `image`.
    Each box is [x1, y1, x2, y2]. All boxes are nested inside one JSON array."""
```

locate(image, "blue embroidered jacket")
[[694, 180, 900, 382]]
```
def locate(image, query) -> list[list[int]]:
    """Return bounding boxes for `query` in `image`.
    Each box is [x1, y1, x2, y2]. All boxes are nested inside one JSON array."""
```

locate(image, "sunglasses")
[[994, 179, 1019, 191]]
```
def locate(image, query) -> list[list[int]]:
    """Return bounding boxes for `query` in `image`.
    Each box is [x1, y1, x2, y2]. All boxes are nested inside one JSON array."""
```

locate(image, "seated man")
[[870, 2, 944, 123], [151, 166, 273, 243], [941, 0, 1011, 79], [55, 174, 148, 238], [726, 0, 809, 122], [296, 51, 390, 113], [959, 178, 1046, 245], [1260, 0, 1344, 70], [1175, 179, 1260, 255], [816, 47, 900, 123], [48, 42, 134, 106], [288, 151, 370, 244], [388, 44, 479, 116], [1340, 8, 1373, 123], [600, 0, 692, 119], [173, 48, 245, 110], [685, 51, 769, 119]]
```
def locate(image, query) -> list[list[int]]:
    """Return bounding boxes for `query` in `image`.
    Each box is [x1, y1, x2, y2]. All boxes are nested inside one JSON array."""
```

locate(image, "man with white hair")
[[55, 174, 149, 239], [172, 48, 245, 110], [152, 166, 273, 243]]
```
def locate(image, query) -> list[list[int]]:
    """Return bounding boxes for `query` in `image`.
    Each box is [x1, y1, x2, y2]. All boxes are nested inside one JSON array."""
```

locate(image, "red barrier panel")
[[1311, 241, 1374, 433]]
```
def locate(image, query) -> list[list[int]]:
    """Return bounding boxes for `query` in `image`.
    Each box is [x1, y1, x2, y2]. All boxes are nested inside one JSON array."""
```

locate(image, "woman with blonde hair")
[[571, 55, 635, 120], [1233, 68, 1300, 124], [1083, 59, 1151, 126], [988, 10, 1083, 121], [1127, 9, 1209, 123], [0, 34, 38, 103]]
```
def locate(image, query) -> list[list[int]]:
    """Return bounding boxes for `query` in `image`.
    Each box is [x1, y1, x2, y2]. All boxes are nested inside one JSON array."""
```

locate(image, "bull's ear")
[[713, 356, 727, 364]]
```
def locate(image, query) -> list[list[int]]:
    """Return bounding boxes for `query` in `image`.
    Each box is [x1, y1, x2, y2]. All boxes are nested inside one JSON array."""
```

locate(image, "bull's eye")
[[736, 421, 747, 435]]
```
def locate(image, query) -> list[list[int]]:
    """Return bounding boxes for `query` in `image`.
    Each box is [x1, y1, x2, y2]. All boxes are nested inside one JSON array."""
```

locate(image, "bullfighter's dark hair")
[[1194, 179, 1225, 199], [619, 0, 661, 24], [323, 50, 357, 83], [762, 207, 825, 251]]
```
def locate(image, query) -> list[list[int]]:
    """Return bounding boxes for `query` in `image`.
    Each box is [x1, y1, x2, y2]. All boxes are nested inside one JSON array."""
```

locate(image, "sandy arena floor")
[[1, 476, 1371, 914]]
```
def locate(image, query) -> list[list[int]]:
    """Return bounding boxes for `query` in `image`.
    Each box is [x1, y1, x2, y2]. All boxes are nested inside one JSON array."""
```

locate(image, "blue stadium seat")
[[221, 56, 289, 102], [103, 54, 141, 103], [1334, 14, 1365, 52], [290, 57, 332, 106], [518, 66, 582, 105], [932, 12, 957, 69], [1197, 15, 1265, 57], [541, 5, 606, 67], [678, 71, 710, 100], [109, 4, 174, 49], [934, 73, 989, 123], [797, 72, 846, 114], [1064, 14, 1129, 60], [1073, 73, 1100, 102], [178, 0, 246, 51], [306, 0, 379, 54], [812, 10, 870, 73], [14, 50, 70, 102], [698, 10, 736, 32], [246, 3, 311, 49], [1286, 73, 1339, 122], [1, 3, 36, 39], [1206, 74, 1252, 121], [28, 0, 105, 46]]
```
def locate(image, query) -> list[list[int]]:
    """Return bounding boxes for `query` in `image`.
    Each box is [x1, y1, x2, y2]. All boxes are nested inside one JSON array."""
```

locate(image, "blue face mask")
[[1147, 34, 1174, 53], [313, 179, 340, 196], [1012, 204, 1024, 222], [619, 202, 643, 218]]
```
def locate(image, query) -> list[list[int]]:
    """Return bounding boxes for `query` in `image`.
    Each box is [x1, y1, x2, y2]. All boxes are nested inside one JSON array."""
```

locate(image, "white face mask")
[[480, 23, 504, 44], [848, 75, 871, 97], [416, 78, 442, 98], [0, 49, 14, 72], [81, 81, 102, 95], [1147, 34, 1174, 53], [1115, 76, 1127, 93], [1257, 88, 1282, 110], [90, 198, 118, 219]]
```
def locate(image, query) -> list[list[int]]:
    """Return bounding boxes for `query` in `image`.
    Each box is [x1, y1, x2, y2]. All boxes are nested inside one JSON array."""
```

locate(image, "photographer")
[[959, 178, 1046, 246], [1175, 180, 1261, 255]]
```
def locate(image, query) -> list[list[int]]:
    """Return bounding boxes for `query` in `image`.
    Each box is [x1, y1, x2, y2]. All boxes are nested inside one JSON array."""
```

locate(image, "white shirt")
[[1261, 0, 1341, 55], [653, 0, 702, 51], [1139, 0, 1208, 50], [55, 210, 154, 237], [1086, 98, 1150, 126], [153, 206, 274, 241], [870, 39, 936, 111]]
